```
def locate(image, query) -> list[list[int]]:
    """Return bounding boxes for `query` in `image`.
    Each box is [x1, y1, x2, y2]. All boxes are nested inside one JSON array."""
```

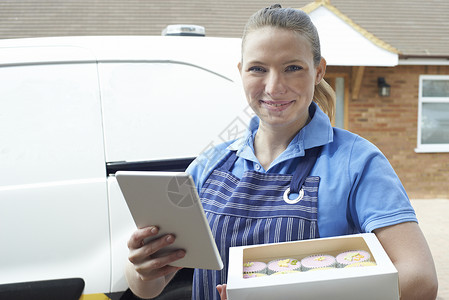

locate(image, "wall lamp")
[[378, 77, 391, 97]]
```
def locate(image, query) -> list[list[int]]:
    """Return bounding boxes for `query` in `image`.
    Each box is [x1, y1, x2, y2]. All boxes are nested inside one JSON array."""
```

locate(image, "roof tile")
[[0, 0, 448, 57]]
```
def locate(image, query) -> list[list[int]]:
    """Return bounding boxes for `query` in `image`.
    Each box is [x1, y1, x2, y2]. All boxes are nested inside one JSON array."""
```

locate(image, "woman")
[[125, 5, 438, 300]]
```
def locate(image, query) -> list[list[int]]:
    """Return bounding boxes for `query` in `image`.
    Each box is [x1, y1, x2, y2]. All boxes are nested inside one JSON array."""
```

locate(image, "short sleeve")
[[348, 136, 418, 233], [186, 141, 233, 192]]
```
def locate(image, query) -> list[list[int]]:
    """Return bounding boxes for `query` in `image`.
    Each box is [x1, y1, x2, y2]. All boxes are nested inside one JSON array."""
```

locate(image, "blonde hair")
[[242, 4, 336, 122]]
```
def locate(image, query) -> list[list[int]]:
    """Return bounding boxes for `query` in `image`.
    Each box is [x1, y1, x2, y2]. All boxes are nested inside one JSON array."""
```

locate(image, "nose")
[[265, 71, 287, 97]]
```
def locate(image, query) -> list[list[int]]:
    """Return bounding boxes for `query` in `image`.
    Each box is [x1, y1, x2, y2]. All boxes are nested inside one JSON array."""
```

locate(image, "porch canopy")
[[304, 2, 399, 67]]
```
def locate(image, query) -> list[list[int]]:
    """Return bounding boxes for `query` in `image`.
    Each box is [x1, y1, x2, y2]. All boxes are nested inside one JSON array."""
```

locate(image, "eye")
[[248, 66, 266, 73], [285, 65, 303, 72]]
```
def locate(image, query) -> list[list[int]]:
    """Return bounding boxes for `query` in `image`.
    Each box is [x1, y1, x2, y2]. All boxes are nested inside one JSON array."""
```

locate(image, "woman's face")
[[238, 27, 325, 132]]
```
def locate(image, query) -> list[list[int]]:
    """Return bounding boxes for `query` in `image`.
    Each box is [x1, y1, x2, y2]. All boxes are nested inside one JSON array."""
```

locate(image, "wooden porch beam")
[[351, 66, 365, 100]]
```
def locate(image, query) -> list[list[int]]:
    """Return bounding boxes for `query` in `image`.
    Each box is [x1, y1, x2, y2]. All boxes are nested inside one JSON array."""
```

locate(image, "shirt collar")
[[228, 102, 334, 162]]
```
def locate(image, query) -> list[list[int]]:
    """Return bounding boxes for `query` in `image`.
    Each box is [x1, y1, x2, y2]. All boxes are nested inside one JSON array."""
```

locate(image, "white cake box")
[[227, 233, 399, 300]]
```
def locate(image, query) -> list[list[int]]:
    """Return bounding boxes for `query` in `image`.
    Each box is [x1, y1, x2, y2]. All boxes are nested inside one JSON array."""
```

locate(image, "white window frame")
[[415, 75, 449, 153]]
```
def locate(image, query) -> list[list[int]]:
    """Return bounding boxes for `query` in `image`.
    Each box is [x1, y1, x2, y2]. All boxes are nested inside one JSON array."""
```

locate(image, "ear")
[[315, 57, 327, 85], [237, 61, 242, 75]]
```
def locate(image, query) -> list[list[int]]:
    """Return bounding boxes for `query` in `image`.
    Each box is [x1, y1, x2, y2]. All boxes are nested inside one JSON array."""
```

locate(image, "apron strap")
[[289, 146, 322, 193], [220, 151, 239, 172]]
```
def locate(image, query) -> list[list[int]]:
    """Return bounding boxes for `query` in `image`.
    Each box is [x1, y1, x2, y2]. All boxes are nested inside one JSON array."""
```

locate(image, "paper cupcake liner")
[[243, 272, 268, 279], [267, 258, 301, 275], [336, 250, 371, 268], [243, 267, 267, 275], [307, 267, 337, 271], [344, 261, 377, 268], [271, 270, 301, 275], [243, 261, 267, 275]]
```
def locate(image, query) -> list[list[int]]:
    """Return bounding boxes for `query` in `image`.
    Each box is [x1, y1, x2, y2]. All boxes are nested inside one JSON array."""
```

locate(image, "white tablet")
[[116, 170, 223, 270]]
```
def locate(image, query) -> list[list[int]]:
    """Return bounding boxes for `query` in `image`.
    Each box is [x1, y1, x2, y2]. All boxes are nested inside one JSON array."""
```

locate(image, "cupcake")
[[308, 267, 336, 271], [243, 261, 267, 274], [271, 270, 301, 275], [300, 254, 336, 271], [267, 258, 301, 275], [243, 273, 268, 279], [345, 261, 377, 268], [336, 250, 371, 268]]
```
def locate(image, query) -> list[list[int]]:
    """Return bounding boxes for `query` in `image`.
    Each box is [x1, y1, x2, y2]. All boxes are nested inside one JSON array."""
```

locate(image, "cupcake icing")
[[267, 258, 301, 275], [336, 250, 371, 268], [243, 272, 268, 278], [271, 270, 301, 275], [301, 254, 336, 271], [345, 261, 377, 268], [243, 261, 267, 274]]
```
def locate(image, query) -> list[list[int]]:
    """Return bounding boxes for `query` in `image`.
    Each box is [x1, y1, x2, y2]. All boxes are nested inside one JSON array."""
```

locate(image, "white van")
[[0, 35, 249, 298]]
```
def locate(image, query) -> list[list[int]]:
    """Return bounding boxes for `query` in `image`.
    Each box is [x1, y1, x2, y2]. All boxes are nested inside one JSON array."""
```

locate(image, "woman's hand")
[[125, 226, 186, 298], [216, 284, 227, 300]]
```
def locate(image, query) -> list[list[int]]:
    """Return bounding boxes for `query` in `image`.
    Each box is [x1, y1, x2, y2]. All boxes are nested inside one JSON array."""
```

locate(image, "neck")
[[254, 117, 310, 170]]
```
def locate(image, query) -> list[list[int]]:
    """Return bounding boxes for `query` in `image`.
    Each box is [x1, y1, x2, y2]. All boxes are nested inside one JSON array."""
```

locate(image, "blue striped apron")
[[192, 147, 321, 300]]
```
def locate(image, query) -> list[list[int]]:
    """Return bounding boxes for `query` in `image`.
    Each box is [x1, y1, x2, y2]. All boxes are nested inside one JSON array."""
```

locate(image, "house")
[[300, 0, 449, 199], [1, 0, 448, 198]]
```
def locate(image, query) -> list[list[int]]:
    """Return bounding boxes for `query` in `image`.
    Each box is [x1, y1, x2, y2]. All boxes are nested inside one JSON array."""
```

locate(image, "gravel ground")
[[411, 199, 449, 300]]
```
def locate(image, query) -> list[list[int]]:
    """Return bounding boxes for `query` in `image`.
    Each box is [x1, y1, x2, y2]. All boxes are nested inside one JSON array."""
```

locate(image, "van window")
[[98, 62, 247, 163], [0, 62, 106, 185]]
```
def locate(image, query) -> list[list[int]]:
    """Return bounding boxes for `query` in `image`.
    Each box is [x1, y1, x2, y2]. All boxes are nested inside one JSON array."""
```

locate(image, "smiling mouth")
[[260, 100, 293, 107]]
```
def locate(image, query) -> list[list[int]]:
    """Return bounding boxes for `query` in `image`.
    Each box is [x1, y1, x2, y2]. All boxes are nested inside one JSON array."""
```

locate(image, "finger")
[[136, 251, 185, 281], [137, 249, 185, 270], [128, 234, 177, 265], [128, 226, 159, 250], [216, 284, 227, 300], [141, 234, 176, 258], [138, 265, 181, 281]]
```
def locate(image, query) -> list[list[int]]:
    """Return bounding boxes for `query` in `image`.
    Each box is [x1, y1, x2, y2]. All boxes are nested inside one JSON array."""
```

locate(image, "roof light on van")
[[161, 25, 206, 37]]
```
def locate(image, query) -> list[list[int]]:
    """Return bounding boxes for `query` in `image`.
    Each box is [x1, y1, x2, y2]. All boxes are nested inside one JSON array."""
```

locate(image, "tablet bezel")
[[116, 170, 224, 270]]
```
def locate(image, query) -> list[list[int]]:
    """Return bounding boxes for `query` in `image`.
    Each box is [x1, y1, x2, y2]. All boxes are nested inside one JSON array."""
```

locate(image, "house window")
[[324, 75, 347, 129], [416, 75, 449, 152]]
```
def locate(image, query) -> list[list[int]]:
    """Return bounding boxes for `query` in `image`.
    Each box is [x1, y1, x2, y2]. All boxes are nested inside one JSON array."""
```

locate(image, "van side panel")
[[0, 60, 110, 294], [107, 176, 135, 292]]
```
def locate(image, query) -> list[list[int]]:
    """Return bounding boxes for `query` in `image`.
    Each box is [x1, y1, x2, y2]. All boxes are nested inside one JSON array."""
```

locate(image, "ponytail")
[[314, 79, 336, 123]]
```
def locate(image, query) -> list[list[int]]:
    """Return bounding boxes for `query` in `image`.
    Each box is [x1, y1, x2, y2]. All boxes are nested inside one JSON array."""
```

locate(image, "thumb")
[[216, 284, 227, 300]]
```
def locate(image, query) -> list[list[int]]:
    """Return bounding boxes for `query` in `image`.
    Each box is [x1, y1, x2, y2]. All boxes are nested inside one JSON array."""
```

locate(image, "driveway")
[[411, 199, 449, 299]]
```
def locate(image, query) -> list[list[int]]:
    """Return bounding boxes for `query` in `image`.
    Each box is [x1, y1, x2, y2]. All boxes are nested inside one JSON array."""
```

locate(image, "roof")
[[302, 0, 400, 54], [328, 0, 449, 58], [302, 1, 399, 66], [0, 0, 448, 58]]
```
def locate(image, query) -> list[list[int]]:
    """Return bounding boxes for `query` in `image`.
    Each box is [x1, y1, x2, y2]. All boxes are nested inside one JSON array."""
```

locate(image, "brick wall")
[[327, 65, 449, 199]]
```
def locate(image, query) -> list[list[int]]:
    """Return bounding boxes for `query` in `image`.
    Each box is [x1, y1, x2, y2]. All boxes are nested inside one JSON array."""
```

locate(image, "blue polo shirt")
[[187, 102, 417, 237]]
